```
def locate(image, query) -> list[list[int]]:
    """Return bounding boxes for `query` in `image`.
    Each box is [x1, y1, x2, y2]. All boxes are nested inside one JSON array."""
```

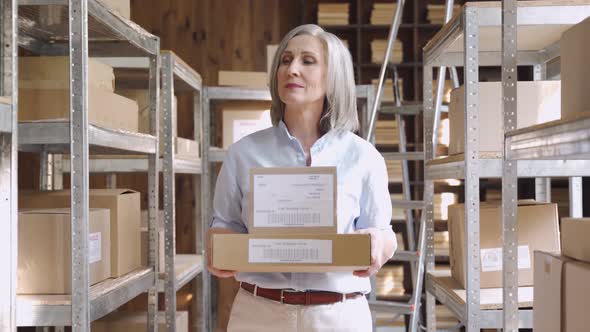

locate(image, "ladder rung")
[[380, 104, 422, 115], [379, 104, 448, 115], [389, 250, 420, 262], [368, 300, 414, 315], [382, 152, 424, 160], [391, 199, 424, 209]]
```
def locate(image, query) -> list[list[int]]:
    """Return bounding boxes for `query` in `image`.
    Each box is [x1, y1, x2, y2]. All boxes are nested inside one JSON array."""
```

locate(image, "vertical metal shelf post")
[[147, 50, 161, 332], [501, 1, 519, 330], [68, 0, 90, 329], [201, 88, 212, 332], [463, 6, 481, 332], [161, 52, 177, 332], [422, 64, 436, 332], [0, 0, 17, 330]]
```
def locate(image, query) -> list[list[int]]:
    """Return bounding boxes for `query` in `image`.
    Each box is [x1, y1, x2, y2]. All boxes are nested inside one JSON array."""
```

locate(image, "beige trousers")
[[227, 288, 373, 332]]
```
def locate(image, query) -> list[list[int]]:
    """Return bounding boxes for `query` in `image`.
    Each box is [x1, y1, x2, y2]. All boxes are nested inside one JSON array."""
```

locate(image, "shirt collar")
[[277, 119, 343, 153]]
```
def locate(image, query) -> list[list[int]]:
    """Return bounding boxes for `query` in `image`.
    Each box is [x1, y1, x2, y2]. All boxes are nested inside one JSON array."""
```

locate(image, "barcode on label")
[[249, 239, 332, 264], [267, 212, 321, 226], [261, 247, 320, 262]]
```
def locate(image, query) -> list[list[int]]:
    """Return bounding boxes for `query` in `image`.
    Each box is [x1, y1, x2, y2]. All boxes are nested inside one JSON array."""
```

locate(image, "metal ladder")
[[365, 1, 458, 331]]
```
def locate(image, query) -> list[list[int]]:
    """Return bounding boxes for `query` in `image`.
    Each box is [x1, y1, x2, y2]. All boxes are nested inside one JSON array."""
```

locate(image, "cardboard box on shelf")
[[19, 189, 141, 278], [371, 78, 403, 103], [19, 83, 139, 132], [249, 167, 337, 234], [375, 120, 400, 146], [218, 71, 268, 88], [448, 81, 561, 154], [370, 3, 397, 25], [92, 311, 188, 332], [19, 56, 115, 92], [212, 233, 370, 272], [371, 39, 403, 63], [175, 137, 200, 161], [17, 208, 111, 294], [140, 209, 165, 229], [560, 17, 590, 119], [222, 104, 272, 149], [100, 0, 131, 19], [140, 227, 165, 273], [561, 218, 590, 263], [317, 3, 349, 25], [534, 251, 590, 332], [116, 89, 178, 136], [139, 209, 165, 273], [448, 200, 560, 288]]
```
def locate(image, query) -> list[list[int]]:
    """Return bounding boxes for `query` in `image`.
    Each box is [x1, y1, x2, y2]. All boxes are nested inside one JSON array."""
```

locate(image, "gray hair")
[[269, 24, 359, 133]]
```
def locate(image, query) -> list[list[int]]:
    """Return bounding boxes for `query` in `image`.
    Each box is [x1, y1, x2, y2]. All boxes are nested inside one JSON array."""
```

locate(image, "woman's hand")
[[207, 227, 238, 278], [352, 228, 397, 278]]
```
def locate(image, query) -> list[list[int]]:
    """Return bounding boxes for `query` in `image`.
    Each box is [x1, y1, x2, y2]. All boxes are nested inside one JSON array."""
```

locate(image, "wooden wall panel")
[[127, 0, 301, 256]]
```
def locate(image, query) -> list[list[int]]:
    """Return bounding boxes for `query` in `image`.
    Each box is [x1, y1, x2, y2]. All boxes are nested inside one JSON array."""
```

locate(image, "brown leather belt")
[[240, 282, 363, 306]]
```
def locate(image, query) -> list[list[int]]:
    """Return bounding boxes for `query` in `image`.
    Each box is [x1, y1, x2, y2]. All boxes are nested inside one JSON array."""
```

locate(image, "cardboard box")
[[533, 251, 566, 332], [212, 233, 370, 272], [19, 189, 141, 278], [19, 83, 139, 133], [222, 107, 272, 148], [140, 209, 165, 229], [218, 71, 268, 88], [449, 81, 561, 154], [116, 89, 177, 136], [19, 56, 115, 92], [563, 256, 590, 331], [175, 137, 200, 161], [533, 251, 590, 332], [249, 167, 337, 234], [140, 227, 165, 273], [17, 208, 111, 294], [561, 17, 590, 119], [448, 201, 560, 288], [100, 0, 131, 19], [92, 311, 188, 332], [561, 218, 590, 263]]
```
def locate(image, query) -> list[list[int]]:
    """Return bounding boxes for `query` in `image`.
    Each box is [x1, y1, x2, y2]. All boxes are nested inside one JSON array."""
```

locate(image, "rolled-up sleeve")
[[210, 146, 248, 233], [356, 154, 393, 231]]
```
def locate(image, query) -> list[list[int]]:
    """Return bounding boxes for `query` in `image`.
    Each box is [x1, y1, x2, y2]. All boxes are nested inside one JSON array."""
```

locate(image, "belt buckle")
[[280, 289, 297, 304]]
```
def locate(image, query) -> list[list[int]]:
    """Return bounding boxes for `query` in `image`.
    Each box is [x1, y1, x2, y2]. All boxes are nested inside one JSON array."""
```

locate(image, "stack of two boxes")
[[212, 167, 371, 272], [448, 201, 561, 291], [18, 189, 142, 294], [534, 219, 590, 332]]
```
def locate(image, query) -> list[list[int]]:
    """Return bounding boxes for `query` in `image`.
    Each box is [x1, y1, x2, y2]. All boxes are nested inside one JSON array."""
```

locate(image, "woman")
[[208, 24, 397, 331]]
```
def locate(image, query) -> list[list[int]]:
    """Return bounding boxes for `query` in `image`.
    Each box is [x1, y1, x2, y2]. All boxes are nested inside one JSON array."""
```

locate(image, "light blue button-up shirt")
[[211, 120, 394, 293]]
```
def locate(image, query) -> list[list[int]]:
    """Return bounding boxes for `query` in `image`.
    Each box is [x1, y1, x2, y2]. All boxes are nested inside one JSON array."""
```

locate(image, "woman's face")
[[277, 34, 327, 109]]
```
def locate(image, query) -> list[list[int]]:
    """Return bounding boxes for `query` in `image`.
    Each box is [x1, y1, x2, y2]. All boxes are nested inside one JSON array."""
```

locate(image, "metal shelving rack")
[[56, 51, 207, 331], [0, 0, 17, 330], [422, 1, 590, 331], [15, 0, 161, 330], [202, 84, 376, 330]]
